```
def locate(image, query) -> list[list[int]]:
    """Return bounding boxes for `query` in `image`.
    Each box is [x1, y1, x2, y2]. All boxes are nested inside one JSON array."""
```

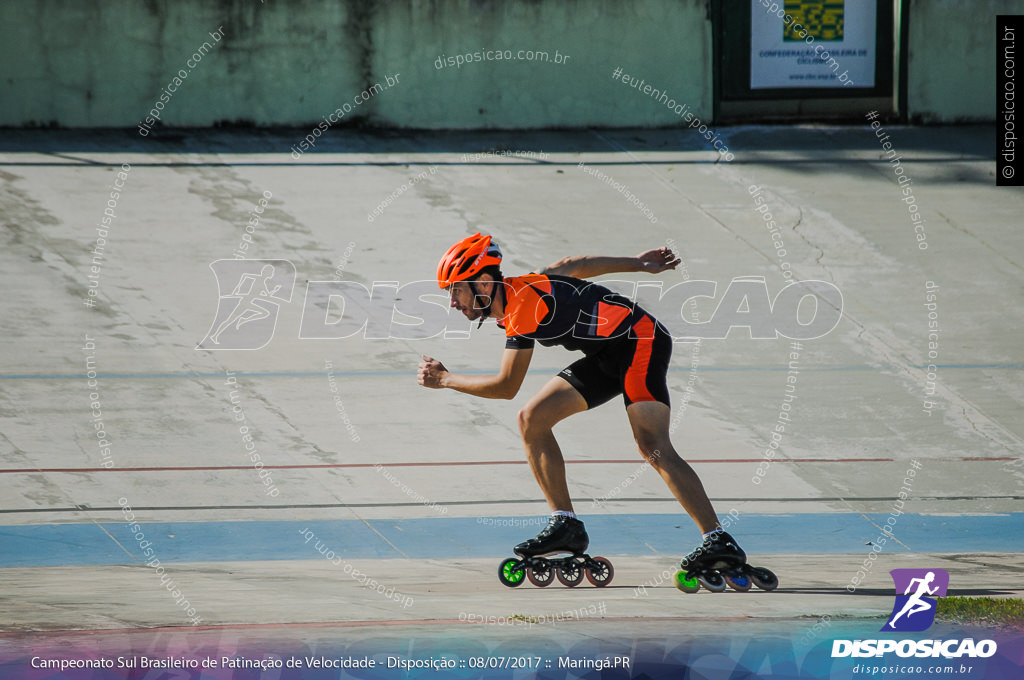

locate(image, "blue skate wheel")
[[724, 572, 752, 592]]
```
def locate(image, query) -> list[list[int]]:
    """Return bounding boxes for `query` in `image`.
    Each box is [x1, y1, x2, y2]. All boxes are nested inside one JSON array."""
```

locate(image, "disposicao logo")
[[831, 569, 998, 659], [198, 260, 296, 350], [882, 568, 949, 632]]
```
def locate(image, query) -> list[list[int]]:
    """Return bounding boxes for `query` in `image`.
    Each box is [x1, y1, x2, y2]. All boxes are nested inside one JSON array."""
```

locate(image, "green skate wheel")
[[674, 570, 700, 593], [498, 558, 526, 588]]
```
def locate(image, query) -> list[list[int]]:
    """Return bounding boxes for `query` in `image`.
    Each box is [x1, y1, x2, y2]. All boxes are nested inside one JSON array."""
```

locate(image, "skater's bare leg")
[[626, 400, 720, 533], [518, 377, 588, 513]]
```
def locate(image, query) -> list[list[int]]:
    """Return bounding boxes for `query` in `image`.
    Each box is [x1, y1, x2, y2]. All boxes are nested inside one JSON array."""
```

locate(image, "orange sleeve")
[[504, 275, 552, 337]]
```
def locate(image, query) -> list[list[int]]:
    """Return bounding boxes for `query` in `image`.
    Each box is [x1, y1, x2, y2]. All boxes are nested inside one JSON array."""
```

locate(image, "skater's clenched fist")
[[418, 355, 448, 389], [636, 246, 680, 274]]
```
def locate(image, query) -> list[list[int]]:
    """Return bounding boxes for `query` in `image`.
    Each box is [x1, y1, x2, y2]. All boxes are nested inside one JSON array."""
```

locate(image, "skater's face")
[[448, 282, 477, 319], [448, 279, 493, 320]]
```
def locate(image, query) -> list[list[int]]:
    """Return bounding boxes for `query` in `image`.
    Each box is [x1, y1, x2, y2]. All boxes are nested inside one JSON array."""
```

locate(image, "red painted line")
[[0, 457, 1013, 474], [962, 456, 1017, 461]]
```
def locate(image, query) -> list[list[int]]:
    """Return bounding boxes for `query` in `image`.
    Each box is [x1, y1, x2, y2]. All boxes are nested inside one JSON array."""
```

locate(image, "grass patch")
[[935, 596, 1024, 630]]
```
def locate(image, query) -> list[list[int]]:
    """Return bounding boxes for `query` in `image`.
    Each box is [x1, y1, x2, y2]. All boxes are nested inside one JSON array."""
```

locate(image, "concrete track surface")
[[0, 126, 1021, 678]]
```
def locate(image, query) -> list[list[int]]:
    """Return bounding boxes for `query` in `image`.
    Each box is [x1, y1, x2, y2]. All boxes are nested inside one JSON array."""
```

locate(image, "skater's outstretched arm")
[[541, 247, 680, 279], [417, 348, 533, 400]]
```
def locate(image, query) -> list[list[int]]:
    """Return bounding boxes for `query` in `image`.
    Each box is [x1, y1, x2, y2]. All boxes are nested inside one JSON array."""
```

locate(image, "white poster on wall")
[[750, 0, 877, 89]]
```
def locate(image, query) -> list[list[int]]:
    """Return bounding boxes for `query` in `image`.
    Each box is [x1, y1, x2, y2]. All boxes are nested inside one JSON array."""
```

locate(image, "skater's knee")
[[634, 434, 666, 464], [517, 405, 550, 439], [516, 407, 531, 436]]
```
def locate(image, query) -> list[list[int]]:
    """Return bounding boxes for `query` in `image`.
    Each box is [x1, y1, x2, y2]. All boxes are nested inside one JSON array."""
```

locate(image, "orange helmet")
[[436, 233, 503, 289]]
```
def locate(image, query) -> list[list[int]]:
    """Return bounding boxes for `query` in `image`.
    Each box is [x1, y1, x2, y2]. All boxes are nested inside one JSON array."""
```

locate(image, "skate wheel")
[[674, 570, 701, 593], [498, 558, 526, 588], [527, 558, 555, 587], [556, 561, 585, 587], [724, 571, 752, 592], [584, 556, 614, 587], [749, 567, 779, 591], [698, 571, 727, 592]]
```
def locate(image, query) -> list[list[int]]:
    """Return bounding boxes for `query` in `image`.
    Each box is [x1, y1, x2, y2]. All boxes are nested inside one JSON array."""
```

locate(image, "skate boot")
[[514, 515, 589, 558], [674, 531, 779, 594], [497, 516, 614, 588], [679, 530, 746, 571]]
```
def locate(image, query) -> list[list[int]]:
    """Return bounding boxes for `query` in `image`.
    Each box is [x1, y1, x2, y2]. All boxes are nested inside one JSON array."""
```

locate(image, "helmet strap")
[[470, 279, 494, 328]]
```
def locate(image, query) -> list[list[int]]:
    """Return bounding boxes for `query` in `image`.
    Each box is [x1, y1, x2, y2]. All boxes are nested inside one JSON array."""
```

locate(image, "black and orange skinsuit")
[[497, 273, 673, 408]]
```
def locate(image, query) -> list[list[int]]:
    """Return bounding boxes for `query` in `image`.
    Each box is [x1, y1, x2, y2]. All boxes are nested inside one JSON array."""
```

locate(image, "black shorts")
[[556, 315, 672, 409]]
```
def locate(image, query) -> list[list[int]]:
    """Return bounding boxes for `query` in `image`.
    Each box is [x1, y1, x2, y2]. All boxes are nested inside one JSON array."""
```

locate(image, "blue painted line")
[[0, 513, 1020, 567], [2, 363, 1022, 381]]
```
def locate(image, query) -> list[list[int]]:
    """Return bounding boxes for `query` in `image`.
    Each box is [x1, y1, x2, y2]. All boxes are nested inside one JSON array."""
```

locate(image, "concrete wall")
[[0, 0, 367, 129], [906, 0, 1015, 123], [0, 0, 711, 129], [0, 0, 1006, 128]]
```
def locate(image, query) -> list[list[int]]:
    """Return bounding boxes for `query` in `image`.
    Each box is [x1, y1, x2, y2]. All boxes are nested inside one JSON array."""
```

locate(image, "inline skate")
[[497, 516, 614, 588], [674, 530, 778, 593]]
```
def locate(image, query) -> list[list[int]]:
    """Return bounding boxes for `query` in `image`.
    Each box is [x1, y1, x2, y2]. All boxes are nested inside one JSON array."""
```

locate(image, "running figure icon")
[[199, 259, 296, 351], [888, 571, 939, 628], [209, 264, 282, 345]]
